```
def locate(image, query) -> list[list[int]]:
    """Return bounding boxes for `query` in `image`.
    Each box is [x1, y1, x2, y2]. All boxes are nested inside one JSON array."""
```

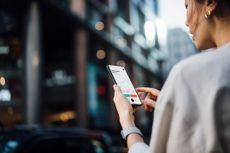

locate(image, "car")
[[0, 126, 115, 153]]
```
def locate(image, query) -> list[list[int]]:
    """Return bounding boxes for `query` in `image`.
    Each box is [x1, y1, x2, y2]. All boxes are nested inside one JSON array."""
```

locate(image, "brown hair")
[[196, 0, 230, 18]]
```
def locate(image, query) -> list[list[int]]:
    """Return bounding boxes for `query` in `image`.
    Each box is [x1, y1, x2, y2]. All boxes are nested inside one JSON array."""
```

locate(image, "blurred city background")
[[0, 0, 197, 153]]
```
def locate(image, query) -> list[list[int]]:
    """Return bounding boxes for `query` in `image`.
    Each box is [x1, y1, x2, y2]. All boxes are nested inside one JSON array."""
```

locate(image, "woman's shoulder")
[[169, 44, 230, 85], [174, 45, 229, 72], [174, 49, 214, 71], [168, 50, 212, 78]]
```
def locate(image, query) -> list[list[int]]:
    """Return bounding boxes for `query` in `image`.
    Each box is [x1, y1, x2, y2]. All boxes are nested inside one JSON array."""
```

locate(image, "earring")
[[205, 10, 211, 19]]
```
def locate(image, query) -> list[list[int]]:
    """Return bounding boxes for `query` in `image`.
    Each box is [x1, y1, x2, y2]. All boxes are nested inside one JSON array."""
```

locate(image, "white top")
[[129, 42, 230, 153]]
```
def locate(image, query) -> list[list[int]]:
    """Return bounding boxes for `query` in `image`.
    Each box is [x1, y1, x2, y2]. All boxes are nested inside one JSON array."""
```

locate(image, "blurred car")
[[0, 126, 115, 153]]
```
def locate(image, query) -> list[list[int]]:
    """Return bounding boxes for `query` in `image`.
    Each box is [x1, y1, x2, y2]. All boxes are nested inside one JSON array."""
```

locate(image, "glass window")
[[0, 7, 24, 127], [116, 0, 130, 21]]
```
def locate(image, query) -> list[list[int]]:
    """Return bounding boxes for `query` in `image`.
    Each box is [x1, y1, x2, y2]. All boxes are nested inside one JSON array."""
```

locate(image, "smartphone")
[[107, 65, 142, 106]]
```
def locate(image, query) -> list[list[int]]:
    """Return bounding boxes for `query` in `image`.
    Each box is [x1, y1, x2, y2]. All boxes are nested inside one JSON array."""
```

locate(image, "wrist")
[[119, 112, 135, 129], [120, 120, 135, 129], [120, 126, 143, 147]]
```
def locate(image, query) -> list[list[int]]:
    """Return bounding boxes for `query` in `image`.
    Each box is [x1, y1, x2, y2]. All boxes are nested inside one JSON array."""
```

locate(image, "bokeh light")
[[95, 21, 104, 31], [96, 49, 106, 60], [0, 76, 6, 86]]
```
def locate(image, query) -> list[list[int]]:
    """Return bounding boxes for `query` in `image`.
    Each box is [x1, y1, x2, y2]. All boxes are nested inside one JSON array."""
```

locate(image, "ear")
[[206, 0, 217, 13]]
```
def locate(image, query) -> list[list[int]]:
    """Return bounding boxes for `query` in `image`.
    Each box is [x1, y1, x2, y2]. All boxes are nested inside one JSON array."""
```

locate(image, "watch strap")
[[120, 127, 143, 147]]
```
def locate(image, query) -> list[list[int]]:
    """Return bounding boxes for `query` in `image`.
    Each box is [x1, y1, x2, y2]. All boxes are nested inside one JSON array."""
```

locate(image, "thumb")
[[113, 84, 122, 95]]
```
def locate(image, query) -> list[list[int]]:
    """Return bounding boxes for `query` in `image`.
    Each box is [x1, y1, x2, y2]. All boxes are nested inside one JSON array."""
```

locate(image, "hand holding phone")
[[107, 65, 142, 106]]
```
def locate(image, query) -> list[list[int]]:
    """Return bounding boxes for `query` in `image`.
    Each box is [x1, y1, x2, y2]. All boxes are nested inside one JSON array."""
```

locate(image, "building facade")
[[0, 0, 165, 136]]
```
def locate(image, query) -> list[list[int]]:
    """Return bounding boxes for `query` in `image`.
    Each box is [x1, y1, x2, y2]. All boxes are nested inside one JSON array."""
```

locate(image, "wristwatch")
[[120, 127, 143, 147]]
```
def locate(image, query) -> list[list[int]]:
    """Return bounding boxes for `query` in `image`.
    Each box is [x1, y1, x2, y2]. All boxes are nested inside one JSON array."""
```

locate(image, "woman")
[[113, 0, 230, 152]]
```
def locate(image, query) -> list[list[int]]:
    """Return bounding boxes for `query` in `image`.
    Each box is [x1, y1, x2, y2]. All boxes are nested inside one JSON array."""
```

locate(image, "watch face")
[[0, 11, 16, 33]]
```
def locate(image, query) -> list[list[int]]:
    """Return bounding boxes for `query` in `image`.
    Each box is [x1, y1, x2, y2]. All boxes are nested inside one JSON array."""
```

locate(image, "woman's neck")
[[213, 17, 230, 48]]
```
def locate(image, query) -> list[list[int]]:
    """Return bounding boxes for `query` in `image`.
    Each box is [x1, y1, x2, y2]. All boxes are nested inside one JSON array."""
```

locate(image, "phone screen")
[[107, 65, 142, 105]]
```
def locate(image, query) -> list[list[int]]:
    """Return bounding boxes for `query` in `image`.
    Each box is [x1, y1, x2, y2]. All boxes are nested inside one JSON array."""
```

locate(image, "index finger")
[[136, 87, 160, 96]]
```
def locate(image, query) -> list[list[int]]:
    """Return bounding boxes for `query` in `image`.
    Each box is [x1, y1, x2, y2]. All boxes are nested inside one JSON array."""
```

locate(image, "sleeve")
[[128, 65, 181, 153], [128, 142, 149, 153], [147, 66, 180, 153]]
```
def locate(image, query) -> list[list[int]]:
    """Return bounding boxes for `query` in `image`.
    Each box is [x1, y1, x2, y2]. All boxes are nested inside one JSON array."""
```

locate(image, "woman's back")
[[150, 43, 230, 153]]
